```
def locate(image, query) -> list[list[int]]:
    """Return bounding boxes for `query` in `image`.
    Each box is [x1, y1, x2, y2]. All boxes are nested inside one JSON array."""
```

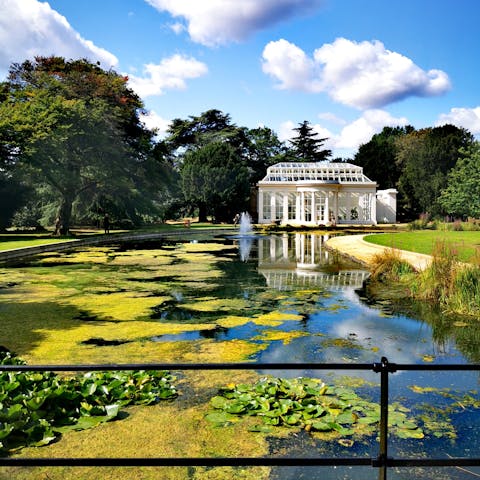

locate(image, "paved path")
[[325, 234, 433, 271]]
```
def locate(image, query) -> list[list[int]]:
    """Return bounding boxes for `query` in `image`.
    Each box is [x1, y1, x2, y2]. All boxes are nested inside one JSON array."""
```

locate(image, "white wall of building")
[[376, 189, 397, 223]]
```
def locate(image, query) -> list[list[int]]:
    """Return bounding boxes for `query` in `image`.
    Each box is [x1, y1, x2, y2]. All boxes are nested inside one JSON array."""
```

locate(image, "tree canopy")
[[0, 56, 171, 232], [353, 126, 414, 189], [288, 120, 331, 162], [180, 142, 249, 222], [439, 144, 480, 218], [395, 124, 474, 218]]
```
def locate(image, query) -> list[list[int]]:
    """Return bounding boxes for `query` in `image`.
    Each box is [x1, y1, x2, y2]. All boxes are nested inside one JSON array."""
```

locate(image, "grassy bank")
[[369, 242, 480, 317], [364, 231, 480, 263]]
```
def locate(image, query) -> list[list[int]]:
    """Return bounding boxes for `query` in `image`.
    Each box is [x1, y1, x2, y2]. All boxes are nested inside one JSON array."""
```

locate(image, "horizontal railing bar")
[[3, 457, 480, 468], [388, 458, 480, 467], [0, 457, 373, 467], [2, 362, 480, 373], [390, 363, 480, 372], [0, 362, 375, 372]]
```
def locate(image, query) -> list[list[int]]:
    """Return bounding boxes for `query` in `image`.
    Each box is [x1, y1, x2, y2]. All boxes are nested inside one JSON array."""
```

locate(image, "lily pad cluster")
[[0, 349, 177, 454], [207, 376, 424, 441]]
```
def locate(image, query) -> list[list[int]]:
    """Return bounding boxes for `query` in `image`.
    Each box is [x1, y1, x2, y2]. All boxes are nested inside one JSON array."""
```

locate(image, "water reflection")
[[257, 234, 370, 290]]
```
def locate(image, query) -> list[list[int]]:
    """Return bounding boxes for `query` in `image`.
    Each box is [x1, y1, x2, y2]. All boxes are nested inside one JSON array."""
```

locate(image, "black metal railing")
[[1, 357, 480, 480]]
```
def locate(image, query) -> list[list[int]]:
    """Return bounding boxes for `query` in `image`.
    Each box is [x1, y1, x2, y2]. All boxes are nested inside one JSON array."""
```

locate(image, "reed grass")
[[375, 240, 480, 317], [369, 248, 415, 281]]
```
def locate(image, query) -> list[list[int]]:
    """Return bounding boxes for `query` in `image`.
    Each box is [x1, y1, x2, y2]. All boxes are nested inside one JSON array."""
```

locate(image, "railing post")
[[373, 356, 393, 480]]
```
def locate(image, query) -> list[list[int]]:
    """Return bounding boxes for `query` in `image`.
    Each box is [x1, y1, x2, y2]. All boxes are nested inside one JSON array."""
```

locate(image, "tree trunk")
[[198, 202, 208, 222], [57, 194, 74, 235]]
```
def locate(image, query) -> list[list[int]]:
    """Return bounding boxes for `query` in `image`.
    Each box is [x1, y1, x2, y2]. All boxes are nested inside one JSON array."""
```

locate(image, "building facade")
[[257, 162, 396, 226]]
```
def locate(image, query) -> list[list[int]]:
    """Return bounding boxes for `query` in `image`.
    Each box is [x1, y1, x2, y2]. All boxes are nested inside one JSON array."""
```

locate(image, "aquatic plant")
[[206, 377, 424, 441], [0, 349, 176, 454]]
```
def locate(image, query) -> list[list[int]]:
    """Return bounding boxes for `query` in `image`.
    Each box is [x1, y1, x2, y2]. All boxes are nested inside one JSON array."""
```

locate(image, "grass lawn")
[[364, 230, 480, 263], [0, 223, 235, 252], [0, 235, 77, 252]]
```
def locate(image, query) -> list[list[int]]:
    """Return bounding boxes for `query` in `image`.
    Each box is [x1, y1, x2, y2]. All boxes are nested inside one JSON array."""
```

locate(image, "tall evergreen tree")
[[288, 120, 331, 162]]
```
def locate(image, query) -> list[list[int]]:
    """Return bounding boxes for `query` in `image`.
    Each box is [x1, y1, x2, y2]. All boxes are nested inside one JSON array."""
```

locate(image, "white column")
[[370, 192, 377, 224], [324, 192, 329, 224], [283, 193, 288, 223], [295, 193, 301, 222], [258, 190, 264, 222], [346, 192, 351, 221], [271, 192, 276, 221], [300, 191, 305, 222], [310, 192, 317, 223], [333, 191, 338, 224]]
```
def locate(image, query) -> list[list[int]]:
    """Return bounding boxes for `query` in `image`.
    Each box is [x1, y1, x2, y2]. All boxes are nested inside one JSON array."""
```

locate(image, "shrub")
[[369, 248, 415, 281], [448, 265, 480, 316]]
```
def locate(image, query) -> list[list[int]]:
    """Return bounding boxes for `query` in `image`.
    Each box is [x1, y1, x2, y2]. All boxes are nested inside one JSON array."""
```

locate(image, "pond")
[[0, 232, 479, 479]]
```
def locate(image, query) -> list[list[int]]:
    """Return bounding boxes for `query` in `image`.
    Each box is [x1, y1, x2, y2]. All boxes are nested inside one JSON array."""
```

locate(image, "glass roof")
[[259, 162, 374, 184]]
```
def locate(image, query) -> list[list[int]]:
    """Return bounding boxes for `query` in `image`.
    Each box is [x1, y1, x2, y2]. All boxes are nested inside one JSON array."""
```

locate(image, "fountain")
[[235, 212, 254, 261], [238, 211, 253, 235]]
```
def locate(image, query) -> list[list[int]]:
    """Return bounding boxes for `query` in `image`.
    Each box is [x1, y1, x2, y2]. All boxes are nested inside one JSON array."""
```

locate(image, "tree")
[[243, 126, 288, 185], [353, 126, 414, 189], [439, 143, 480, 218], [180, 142, 249, 222], [166, 109, 248, 155], [0, 57, 169, 233], [395, 124, 474, 218], [288, 120, 331, 162]]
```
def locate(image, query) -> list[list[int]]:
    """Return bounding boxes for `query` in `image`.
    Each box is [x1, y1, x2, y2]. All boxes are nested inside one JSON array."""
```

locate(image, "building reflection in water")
[[257, 234, 369, 291]]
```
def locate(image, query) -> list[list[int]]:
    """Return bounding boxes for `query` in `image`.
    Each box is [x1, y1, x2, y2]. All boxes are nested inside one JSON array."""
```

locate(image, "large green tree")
[[180, 142, 249, 222], [0, 57, 169, 233], [439, 143, 480, 218], [288, 120, 331, 162], [166, 109, 248, 155], [395, 124, 474, 218], [242, 126, 287, 185], [353, 126, 414, 189], [166, 109, 288, 219]]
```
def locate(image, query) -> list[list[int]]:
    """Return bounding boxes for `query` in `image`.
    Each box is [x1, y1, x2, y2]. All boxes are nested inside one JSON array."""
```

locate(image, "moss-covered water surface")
[[1, 233, 479, 479]]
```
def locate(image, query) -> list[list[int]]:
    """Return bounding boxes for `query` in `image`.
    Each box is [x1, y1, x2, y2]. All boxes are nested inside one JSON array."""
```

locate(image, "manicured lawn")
[[0, 236, 76, 251], [364, 230, 480, 263]]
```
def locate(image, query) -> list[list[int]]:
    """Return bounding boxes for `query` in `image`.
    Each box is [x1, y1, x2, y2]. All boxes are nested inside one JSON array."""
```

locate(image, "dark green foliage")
[[0, 349, 176, 454], [396, 125, 474, 218], [353, 126, 413, 189], [242, 126, 288, 185], [0, 56, 173, 232], [439, 143, 480, 218], [180, 142, 250, 221], [288, 120, 331, 162]]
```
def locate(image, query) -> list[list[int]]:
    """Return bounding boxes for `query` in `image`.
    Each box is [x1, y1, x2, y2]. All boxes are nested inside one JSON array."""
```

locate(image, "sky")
[[1, 0, 480, 159]]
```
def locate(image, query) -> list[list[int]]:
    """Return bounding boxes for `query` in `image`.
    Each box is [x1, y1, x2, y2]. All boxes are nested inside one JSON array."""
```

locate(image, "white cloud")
[[140, 110, 171, 137], [436, 106, 480, 134], [262, 37, 450, 109], [127, 54, 208, 97], [0, 0, 117, 76], [262, 39, 318, 91], [145, 0, 323, 46], [335, 109, 408, 149], [169, 22, 185, 35], [317, 112, 347, 125]]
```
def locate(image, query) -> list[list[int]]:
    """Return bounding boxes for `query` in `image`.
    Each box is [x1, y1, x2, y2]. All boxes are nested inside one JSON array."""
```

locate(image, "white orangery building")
[[257, 162, 397, 226]]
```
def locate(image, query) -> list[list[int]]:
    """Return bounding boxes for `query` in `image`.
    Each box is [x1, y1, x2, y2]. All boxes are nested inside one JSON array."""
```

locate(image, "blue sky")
[[1, 0, 479, 158]]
